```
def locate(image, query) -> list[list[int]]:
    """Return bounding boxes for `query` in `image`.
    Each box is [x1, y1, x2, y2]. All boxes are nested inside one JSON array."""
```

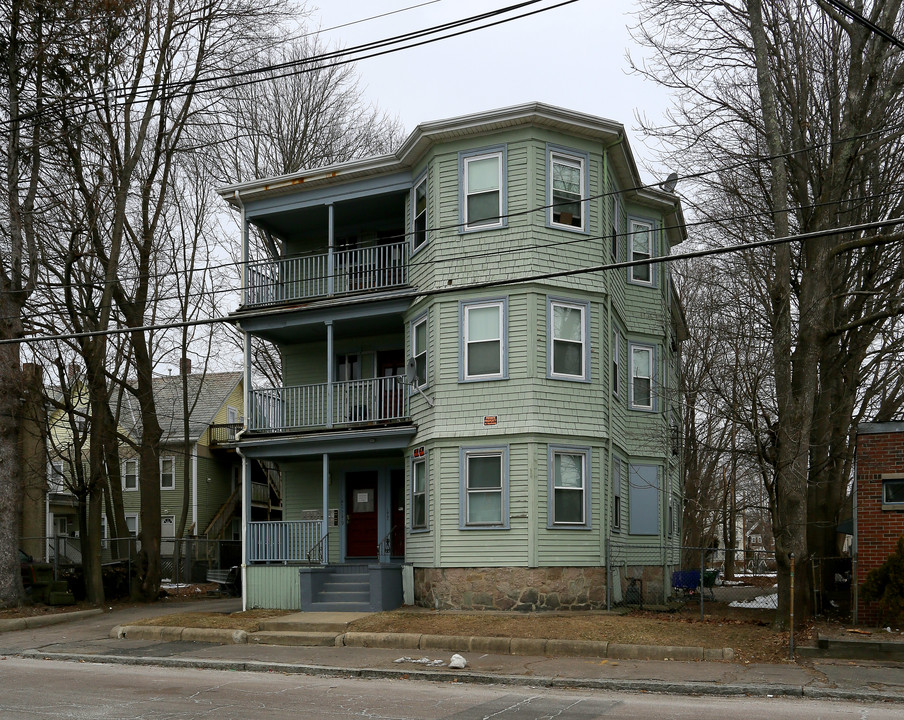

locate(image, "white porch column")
[[327, 203, 334, 297], [326, 320, 333, 429], [322, 453, 330, 564]]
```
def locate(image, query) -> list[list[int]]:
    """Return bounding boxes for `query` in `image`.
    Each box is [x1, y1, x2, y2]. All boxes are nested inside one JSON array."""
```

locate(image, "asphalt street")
[[1, 656, 901, 720]]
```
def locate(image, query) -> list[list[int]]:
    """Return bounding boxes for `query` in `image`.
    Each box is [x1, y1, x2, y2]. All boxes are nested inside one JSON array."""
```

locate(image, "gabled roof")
[[119, 371, 243, 444]]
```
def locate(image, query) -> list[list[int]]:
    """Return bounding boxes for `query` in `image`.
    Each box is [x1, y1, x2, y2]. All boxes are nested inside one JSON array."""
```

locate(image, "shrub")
[[861, 534, 904, 625]]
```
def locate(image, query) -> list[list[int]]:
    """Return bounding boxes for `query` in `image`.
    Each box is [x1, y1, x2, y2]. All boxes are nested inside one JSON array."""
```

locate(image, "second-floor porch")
[[249, 375, 409, 433]]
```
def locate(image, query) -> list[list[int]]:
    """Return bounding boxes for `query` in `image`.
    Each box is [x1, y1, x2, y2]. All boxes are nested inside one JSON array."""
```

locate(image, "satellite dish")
[[661, 172, 679, 194], [405, 357, 435, 407], [405, 357, 418, 383]]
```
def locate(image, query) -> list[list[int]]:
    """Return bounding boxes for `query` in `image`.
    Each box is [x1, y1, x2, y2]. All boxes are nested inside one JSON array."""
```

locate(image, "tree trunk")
[[0, 344, 26, 608]]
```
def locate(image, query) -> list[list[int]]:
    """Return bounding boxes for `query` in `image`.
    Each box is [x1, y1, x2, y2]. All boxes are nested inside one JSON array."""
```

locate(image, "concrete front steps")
[[299, 564, 403, 612]]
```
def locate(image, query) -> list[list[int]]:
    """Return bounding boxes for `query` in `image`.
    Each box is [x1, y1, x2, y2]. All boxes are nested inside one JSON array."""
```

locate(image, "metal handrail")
[[306, 532, 329, 564], [377, 525, 397, 557]]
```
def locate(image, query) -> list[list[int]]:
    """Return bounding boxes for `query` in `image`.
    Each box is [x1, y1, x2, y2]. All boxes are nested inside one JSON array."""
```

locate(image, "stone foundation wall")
[[414, 566, 608, 611]]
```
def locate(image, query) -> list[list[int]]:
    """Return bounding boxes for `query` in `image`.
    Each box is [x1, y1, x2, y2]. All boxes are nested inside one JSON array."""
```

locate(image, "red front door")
[[346, 472, 379, 558]]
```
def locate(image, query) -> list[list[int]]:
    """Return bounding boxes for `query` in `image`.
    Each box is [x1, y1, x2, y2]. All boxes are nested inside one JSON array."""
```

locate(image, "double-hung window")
[[411, 315, 428, 388], [461, 300, 505, 381], [630, 344, 655, 410], [612, 328, 621, 396], [461, 149, 505, 230], [628, 464, 660, 536], [160, 456, 175, 490], [125, 514, 138, 537], [411, 455, 428, 531], [49, 461, 65, 492], [461, 448, 508, 528], [123, 459, 138, 491], [629, 219, 654, 284], [412, 176, 428, 250], [549, 150, 585, 230], [548, 446, 590, 528], [548, 299, 589, 381], [612, 457, 622, 531]]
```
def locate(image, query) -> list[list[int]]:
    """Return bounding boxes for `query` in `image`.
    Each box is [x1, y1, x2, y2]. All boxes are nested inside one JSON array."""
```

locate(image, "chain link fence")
[[607, 541, 781, 613], [19, 535, 240, 600]]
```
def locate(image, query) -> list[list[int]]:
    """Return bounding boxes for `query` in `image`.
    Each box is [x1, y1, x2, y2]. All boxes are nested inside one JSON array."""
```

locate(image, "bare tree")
[[0, 0, 53, 608], [633, 0, 904, 624]]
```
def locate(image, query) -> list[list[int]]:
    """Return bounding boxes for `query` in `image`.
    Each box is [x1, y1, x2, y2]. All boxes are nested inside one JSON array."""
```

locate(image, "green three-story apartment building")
[[220, 103, 686, 611]]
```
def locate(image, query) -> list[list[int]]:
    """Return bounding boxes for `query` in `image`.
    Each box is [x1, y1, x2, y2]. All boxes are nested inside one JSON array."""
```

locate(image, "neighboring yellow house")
[[42, 369, 280, 574]]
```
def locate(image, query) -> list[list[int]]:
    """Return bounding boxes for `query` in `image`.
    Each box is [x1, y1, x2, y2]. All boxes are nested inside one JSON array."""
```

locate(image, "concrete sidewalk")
[[2, 599, 903, 703]]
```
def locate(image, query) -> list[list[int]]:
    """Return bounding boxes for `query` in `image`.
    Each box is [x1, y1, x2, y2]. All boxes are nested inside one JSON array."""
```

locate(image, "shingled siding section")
[[856, 425, 904, 624]]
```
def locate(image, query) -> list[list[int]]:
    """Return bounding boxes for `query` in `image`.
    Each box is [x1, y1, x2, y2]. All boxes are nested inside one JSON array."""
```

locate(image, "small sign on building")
[[484, 416, 498, 426]]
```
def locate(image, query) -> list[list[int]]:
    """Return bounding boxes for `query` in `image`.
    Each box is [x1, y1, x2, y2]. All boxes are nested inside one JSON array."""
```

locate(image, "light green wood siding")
[[246, 565, 300, 609]]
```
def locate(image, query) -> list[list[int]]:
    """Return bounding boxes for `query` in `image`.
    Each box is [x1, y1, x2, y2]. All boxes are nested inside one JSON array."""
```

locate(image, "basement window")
[[883, 478, 904, 509]]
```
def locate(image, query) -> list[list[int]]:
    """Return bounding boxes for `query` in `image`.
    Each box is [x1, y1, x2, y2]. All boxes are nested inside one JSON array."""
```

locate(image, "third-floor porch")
[[237, 178, 413, 310]]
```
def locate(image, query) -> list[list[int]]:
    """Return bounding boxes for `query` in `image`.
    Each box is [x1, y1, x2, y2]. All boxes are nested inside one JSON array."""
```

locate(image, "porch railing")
[[249, 376, 408, 432], [245, 241, 409, 307], [209, 422, 243, 445], [248, 520, 326, 563]]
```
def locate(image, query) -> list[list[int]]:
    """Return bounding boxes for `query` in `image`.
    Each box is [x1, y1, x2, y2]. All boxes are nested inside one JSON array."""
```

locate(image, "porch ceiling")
[[239, 424, 416, 460], [251, 190, 407, 243], [234, 293, 414, 344]]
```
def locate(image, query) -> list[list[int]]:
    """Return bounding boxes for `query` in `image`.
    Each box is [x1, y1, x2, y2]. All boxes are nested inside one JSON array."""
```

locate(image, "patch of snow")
[[394, 656, 445, 666], [729, 593, 778, 609]]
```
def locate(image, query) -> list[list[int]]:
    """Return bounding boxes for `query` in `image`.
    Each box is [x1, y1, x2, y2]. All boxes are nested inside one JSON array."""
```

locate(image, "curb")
[[0, 608, 104, 633], [112, 625, 248, 645], [112, 625, 735, 661], [16, 649, 904, 704], [341, 631, 733, 661]]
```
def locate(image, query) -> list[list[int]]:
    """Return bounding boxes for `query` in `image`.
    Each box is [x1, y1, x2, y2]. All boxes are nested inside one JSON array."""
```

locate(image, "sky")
[[310, 0, 673, 183]]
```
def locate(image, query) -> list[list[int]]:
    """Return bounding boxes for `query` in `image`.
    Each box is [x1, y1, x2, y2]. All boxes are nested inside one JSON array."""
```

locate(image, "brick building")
[[855, 422, 904, 624]]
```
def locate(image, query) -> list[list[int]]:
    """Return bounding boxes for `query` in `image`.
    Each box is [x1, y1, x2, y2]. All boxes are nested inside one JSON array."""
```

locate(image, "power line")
[[4, 216, 902, 347], [9, 183, 902, 332], [2, 1, 570, 128], [821, 0, 904, 49]]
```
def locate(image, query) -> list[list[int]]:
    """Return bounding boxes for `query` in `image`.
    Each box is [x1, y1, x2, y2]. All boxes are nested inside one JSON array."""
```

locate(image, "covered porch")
[[238, 428, 414, 610]]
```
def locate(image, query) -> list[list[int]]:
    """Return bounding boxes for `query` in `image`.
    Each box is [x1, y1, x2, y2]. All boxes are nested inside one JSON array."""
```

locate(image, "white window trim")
[[547, 147, 588, 232], [628, 218, 655, 286], [411, 173, 428, 252], [547, 445, 591, 529], [160, 456, 175, 490], [460, 299, 507, 382], [629, 343, 656, 411], [125, 513, 139, 537], [612, 327, 621, 397], [612, 456, 622, 532], [459, 446, 509, 529], [123, 458, 139, 492], [411, 455, 428, 532], [411, 314, 428, 389], [547, 298, 590, 382], [460, 147, 506, 232]]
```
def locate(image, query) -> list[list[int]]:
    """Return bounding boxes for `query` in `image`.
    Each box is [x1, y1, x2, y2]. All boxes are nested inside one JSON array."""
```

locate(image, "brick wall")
[[856, 427, 904, 624]]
